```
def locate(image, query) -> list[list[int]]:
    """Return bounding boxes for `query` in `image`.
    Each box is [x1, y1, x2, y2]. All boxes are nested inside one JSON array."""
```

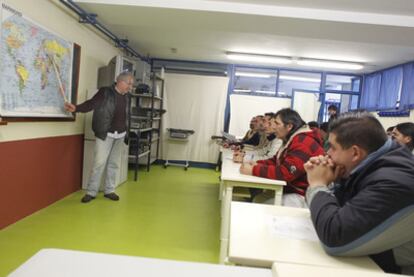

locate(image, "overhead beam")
[[60, 0, 145, 60], [73, 0, 414, 28]]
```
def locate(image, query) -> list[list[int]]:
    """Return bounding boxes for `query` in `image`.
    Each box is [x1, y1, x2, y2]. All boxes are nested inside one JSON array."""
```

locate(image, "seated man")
[[319, 122, 330, 151], [304, 111, 414, 274], [240, 108, 324, 208], [240, 115, 263, 146], [392, 122, 414, 152], [307, 121, 320, 129], [386, 125, 396, 138], [233, 112, 282, 163], [223, 115, 265, 150]]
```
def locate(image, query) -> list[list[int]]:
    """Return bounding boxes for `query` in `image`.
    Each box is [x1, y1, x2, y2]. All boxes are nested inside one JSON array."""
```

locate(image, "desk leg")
[[219, 238, 229, 264], [219, 185, 233, 264], [274, 187, 283, 206], [219, 179, 223, 201]]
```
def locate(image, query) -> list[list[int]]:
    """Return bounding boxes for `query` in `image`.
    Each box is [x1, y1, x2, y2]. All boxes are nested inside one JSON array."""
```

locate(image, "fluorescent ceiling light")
[[279, 75, 321, 83], [233, 89, 251, 92], [255, 90, 276, 94], [297, 59, 364, 70], [226, 51, 364, 70], [227, 52, 292, 65], [235, 72, 272, 78]]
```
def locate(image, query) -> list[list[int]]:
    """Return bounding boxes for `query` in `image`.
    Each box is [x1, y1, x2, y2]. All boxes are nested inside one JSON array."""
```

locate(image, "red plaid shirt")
[[252, 127, 325, 196]]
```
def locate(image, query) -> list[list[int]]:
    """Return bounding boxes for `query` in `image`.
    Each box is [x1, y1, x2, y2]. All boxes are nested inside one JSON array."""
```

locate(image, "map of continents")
[[0, 7, 73, 117]]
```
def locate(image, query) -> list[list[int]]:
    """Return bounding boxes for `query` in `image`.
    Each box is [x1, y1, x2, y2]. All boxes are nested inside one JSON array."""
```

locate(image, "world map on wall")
[[0, 3, 73, 117]]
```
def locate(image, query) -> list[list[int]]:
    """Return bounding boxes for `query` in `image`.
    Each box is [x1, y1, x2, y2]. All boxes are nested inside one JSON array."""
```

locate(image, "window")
[[233, 67, 277, 95], [278, 70, 321, 97], [325, 74, 361, 92], [229, 66, 362, 125]]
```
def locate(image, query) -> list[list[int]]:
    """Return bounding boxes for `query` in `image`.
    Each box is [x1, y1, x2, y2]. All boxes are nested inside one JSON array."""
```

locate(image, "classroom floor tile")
[[0, 166, 221, 276]]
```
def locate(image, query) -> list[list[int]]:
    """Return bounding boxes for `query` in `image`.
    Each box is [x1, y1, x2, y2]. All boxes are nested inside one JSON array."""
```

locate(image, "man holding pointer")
[[65, 72, 133, 203]]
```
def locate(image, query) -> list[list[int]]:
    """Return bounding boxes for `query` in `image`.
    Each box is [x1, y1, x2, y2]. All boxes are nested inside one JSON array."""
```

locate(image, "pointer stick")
[[47, 53, 68, 103]]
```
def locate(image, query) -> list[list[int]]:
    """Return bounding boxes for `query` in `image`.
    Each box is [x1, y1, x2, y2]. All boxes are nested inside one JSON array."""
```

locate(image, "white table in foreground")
[[8, 248, 272, 277], [219, 150, 286, 264], [229, 202, 381, 271], [272, 263, 407, 277]]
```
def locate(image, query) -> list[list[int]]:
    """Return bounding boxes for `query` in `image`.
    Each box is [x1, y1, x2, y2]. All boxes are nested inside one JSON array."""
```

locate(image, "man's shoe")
[[81, 194, 95, 203], [104, 193, 120, 201]]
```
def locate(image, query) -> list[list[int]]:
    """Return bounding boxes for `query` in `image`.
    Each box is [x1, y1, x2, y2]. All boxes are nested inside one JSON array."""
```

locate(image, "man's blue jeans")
[[86, 136, 124, 196]]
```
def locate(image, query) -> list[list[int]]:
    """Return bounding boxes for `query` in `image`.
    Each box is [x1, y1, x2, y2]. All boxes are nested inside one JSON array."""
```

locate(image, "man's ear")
[[403, 136, 412, 145], [286, 123, 294, 132], [351, 145, 367, 163]]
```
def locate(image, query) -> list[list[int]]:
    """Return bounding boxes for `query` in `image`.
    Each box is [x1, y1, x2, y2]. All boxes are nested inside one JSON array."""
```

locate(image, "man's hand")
[[230, 144, 241, 151], [304, 155, 344, 187], [239, 162, 254, 175], [64, 102, 76, 112]]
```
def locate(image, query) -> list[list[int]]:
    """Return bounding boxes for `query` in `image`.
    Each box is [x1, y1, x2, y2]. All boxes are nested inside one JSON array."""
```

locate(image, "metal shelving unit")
[[128, 71, 165, 181], [128, 127, 151, 180]]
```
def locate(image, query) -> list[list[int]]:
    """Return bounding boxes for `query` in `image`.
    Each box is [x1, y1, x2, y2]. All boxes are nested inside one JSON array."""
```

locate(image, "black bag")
[[135, 84, 150, 94]]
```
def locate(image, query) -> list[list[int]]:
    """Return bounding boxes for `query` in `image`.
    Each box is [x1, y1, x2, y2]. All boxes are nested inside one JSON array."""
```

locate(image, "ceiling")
[[213, 0, 414, 15], [71, 0, 414, 73]]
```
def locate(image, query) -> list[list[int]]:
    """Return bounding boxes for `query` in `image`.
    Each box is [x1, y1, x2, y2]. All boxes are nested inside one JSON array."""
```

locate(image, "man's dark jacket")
[[308, 142, 414, 274]]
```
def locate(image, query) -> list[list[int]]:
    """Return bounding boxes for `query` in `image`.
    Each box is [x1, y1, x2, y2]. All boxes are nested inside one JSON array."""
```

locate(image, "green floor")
[[0, 166, 221, 276]]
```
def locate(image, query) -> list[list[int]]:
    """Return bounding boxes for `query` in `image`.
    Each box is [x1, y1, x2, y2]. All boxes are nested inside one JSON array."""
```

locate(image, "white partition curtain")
[[229, 94, 291, 137], [161, 73, 228, 164], [292, 91, 321, 123]]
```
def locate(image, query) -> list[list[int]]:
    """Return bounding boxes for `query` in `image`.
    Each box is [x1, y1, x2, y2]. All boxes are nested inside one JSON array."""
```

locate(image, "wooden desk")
[[219, 149, 286, 264], [272, 263, 405, 277], [229, 202, 381, 271], [8, 248, 272, 277], [0, 121, 7, 125]]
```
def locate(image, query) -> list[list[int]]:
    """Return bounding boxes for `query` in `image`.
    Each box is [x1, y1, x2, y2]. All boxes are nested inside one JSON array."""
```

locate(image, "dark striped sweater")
[[252, 127, 324, 196]]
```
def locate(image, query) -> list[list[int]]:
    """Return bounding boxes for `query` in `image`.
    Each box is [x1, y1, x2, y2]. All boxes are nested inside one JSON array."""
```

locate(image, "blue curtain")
[[400, 63, 414, 110], [360, 73, 381, 111], [378, 66, 402, 110]]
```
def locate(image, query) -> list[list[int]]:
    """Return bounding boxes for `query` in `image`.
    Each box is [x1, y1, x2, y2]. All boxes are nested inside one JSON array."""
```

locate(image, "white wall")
[[162, 73, 228, 164], [373, 111, 414, 130], [292, 91, 320, 123], [0, 0, 120, 142]]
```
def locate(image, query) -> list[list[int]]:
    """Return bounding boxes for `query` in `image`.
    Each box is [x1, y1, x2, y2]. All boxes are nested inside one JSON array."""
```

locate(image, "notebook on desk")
[[221, 131, 239, 143]]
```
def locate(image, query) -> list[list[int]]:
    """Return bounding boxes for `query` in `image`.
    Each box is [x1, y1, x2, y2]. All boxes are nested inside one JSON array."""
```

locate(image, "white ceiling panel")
[[71, 0, 414, 73]]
